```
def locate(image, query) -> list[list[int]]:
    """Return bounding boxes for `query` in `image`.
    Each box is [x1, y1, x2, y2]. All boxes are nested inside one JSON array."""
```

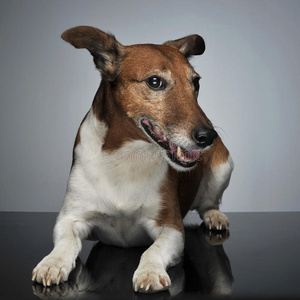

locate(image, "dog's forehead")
[[121, 44, 193, 78]]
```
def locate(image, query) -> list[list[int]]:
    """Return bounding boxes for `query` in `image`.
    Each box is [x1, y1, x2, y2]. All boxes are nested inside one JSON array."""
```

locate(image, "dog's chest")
[[83, 143, 167, 245], [82, 139, 167, 214], [67, 114, 168, 245]]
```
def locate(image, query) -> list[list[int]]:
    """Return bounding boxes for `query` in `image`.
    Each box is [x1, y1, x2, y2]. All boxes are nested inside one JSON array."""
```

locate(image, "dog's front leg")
[[195, 162, 232, 231], [191, 138, 234, 231], [133, 225, 184, 293], [32, 214, 89, 286]]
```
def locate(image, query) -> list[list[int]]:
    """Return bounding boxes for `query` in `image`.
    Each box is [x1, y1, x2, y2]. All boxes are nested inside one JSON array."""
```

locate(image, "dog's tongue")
[[187, 149, 201, 161]]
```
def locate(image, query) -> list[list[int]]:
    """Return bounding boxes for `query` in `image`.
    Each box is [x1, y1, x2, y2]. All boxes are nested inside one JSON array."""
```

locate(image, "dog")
[[32, 26, 233, 293]]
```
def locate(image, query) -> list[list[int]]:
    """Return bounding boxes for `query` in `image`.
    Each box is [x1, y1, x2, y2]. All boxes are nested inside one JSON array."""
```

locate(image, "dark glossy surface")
[[0, 212, 300, 299]]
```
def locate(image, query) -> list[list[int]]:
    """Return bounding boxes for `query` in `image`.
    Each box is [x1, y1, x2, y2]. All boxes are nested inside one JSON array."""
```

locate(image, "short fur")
[[32, 26, 233, 293]]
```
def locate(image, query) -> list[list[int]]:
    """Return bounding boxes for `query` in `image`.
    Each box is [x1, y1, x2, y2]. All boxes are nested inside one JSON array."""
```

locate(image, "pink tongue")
[[186, 150, 201, 161], [142, 119, 151, 127]]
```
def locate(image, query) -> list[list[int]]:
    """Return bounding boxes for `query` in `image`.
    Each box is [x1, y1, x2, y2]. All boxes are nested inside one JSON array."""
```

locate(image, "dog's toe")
[[203, 209, 229, 231]]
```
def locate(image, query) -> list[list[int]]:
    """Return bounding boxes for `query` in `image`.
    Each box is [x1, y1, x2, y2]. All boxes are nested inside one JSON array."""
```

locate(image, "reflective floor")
[[0, 212, 300, 299]]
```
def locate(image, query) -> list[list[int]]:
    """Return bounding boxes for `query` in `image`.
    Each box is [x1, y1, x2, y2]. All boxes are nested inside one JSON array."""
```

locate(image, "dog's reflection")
[[32, 224, 233, 299]]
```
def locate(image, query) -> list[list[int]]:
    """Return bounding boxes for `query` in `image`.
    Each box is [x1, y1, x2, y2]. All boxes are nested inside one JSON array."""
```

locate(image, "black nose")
[[192, 127, 218, 148]]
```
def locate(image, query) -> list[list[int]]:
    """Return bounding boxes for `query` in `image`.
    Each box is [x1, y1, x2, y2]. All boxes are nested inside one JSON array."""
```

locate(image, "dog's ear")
[[164, 35, 205, 57], [61, 26, 124, 81]]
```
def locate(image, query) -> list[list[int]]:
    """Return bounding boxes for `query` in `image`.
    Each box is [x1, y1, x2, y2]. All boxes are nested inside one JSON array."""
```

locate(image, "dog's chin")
[[139, 118, 201, 172]]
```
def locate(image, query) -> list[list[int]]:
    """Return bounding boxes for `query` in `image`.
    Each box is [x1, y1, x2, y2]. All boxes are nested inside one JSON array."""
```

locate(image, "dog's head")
[[62, 26, 218, 171]]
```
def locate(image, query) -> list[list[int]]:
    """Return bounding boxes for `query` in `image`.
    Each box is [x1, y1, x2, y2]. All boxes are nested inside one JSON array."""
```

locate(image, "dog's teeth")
[[163, 135, 167, 141], [177, 146, 182, 158]]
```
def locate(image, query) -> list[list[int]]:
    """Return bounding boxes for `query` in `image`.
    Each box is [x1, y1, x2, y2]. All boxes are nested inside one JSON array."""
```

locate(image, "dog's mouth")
[[140, 119, 201, 168]]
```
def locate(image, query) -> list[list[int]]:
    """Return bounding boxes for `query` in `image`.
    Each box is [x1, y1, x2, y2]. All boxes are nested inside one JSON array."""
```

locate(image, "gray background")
[[1, 0, 299, 212]]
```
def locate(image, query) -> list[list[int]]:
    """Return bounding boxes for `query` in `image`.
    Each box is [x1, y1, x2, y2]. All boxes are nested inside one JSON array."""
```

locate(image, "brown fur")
[[157, 167, 184, 233], [115, 44, 210, 133]]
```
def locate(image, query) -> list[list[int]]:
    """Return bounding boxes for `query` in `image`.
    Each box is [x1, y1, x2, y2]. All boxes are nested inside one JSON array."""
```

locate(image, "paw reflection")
[[204, 226, 230, 245], [184, 224, 233, 295], [32, 280, 79, 299]]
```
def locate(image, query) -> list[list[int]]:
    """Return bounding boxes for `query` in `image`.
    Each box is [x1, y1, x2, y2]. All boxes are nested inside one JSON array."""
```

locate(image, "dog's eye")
[[147, 76, 166, 90], [193, 77, 200, 92]]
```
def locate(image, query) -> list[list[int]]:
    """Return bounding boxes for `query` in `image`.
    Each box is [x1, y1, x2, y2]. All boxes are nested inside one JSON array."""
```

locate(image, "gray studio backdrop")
[[1, 0, 300, 212]]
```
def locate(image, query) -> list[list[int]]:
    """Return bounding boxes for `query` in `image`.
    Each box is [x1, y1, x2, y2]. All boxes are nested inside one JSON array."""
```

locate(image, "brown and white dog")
[[32, 26, 233, 293]]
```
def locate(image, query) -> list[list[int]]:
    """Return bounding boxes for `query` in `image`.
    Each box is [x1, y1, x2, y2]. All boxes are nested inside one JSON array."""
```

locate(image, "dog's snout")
[[192, 127, 218, 148]]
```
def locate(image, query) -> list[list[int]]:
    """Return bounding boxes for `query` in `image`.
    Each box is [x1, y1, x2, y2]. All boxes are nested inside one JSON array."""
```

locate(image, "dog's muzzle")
[[141, 119, 203, 168]]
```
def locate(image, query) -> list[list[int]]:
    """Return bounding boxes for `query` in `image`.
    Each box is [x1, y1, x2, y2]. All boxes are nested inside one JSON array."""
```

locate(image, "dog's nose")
[[192, 127, 218, 148]]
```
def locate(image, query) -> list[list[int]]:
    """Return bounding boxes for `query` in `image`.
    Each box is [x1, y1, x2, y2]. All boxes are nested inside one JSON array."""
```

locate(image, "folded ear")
[[61, 26, 124, 81], [164, 34, 205, 57]]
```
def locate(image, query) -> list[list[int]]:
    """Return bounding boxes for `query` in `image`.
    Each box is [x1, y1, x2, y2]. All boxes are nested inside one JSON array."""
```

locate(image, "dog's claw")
[[57, 273, 62, 285], [32, 271, 37, 282], [159, 275, 169, 287], [47, 277, 52, 286]]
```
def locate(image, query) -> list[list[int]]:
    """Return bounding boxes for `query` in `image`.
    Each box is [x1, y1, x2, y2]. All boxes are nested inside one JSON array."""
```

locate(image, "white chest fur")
[[60, 109, 168, 246]]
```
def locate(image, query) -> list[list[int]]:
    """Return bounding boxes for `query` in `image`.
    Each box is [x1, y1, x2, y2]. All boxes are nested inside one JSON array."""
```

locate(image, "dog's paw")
[[203, 209, 229, 231], [32, 254, 74, 287], [133, 265, 171, 293]]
